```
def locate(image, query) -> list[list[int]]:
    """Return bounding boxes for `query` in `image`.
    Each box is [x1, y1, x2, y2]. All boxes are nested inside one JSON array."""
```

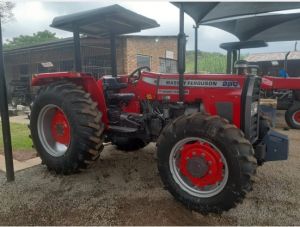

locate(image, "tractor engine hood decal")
[[142, 77, 240, 88]]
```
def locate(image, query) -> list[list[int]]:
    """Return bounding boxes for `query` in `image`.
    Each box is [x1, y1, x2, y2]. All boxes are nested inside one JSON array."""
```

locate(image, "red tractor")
[[220, 40, 300, 129], [29, 5, 288, 213]]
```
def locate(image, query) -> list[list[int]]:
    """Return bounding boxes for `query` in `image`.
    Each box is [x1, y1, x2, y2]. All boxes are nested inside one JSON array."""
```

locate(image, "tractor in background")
[[29, 4, 289, 214], [220, 40, 300, 129]]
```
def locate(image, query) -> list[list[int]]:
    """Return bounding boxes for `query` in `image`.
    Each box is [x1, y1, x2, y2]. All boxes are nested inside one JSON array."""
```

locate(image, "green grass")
[[186, 50, 249, 74], [186, 50, 227, 74], [0, 123, 33, 151]]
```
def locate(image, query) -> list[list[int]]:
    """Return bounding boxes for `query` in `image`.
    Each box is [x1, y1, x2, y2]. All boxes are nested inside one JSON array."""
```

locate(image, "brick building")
[[4, 35, 177, 97]]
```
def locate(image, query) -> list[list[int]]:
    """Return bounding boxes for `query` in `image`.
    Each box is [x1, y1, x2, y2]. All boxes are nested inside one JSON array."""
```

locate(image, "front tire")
[[157, 113, 257, 213], [30, 81, 104, 174], [285, 102, 300, 129]]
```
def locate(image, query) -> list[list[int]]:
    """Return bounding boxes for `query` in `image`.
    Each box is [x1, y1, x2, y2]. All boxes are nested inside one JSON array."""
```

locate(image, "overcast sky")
[[2, 0, 299, 54]]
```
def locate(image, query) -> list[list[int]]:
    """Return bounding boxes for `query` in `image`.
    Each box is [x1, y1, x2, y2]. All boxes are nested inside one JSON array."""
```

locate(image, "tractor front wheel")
[[157, 113, 257, 213], [285, 102, 300, 129], [30, 81, 104, 174]]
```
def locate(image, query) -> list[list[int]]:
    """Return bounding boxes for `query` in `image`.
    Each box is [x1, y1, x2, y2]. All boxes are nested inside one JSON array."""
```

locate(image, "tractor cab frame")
[[29, 3, 290, 214]]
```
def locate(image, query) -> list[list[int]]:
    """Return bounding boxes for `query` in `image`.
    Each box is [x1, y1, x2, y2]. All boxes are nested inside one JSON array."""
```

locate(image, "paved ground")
[[9, 115, 29, 125], [0, 112, 299, 225]]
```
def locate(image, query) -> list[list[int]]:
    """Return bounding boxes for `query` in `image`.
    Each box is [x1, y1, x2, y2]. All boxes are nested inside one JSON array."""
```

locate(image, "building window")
[[159, 58, 177, 73], [137, 55, 151, 68]]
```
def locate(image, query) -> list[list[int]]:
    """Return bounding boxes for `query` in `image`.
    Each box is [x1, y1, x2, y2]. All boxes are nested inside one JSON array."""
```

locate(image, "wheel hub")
[[178, 141, 224, 188], [50, 109, 70, 145], [293, 111, 300, 124], [186, 156, 209, 178]]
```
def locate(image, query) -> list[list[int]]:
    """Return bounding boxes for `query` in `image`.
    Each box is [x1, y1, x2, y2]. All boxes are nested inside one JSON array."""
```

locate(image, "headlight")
[[251, 101, 258, 116]]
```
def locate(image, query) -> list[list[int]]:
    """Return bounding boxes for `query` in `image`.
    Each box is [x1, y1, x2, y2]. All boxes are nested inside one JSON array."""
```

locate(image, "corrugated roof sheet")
[[245, 51, 300, 62]]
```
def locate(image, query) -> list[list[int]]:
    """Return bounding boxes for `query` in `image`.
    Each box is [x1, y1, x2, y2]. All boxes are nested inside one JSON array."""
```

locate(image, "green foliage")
[[0, 1, 15, 23], [0, 123, 33, 150], [186, 50, 227, 74], [4, 30, 59, 50]]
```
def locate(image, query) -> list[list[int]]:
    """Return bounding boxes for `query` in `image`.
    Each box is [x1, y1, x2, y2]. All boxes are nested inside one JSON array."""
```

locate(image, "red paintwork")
[[32, 72, 109, 124], [32, 71, 247, 128], [51, 108, 70, 145], [178, 141, 224, 187], [293, 111, 300, 123], [261, 76, 300, 90], [122, 72, 246, 128]]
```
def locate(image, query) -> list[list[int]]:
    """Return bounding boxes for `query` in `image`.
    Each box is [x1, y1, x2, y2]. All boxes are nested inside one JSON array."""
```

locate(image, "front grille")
[[249, 78, 261, 142], [241, 76, 261, 143]]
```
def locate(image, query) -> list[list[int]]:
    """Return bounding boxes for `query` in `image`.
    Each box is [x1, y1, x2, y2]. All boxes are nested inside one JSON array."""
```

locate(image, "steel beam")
[[73, 24, 82, 72], [193, 25, 199, 74], [226, 50, 232, 74], [0, 17, 15, 181], [177, 3, 186, 102], [110, 33, 117, 77]]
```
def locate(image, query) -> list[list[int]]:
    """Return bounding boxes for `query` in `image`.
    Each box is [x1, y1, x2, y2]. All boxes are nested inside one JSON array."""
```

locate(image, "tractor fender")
[[31, 72, 109, 125]]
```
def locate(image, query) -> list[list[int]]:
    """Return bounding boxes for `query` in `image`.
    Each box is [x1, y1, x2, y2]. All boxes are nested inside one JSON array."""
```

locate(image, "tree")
[[0, 1, 15, 23], [4, 30, 60, 50]]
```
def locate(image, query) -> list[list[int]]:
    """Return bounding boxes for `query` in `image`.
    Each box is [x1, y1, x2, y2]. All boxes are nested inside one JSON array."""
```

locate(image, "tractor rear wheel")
[[285, 102, 300, 129], [157, 113, 257, 214], [30, 81, 104, 174], [112, 137, 148, 151]]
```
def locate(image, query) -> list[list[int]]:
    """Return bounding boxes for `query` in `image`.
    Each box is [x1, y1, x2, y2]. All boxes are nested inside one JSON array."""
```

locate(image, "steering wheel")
[[129, 66, 150, 82]]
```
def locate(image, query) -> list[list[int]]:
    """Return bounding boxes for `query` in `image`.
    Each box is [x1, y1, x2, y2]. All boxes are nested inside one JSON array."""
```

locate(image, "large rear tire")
[[157, 113, 257, 214], [30, 81, 104, 174], [285, 102, 300, 129]]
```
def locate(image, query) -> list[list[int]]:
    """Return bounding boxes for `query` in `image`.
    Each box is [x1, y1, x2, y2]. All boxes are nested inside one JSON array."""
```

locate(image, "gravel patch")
[[0, 113, 299, 225]]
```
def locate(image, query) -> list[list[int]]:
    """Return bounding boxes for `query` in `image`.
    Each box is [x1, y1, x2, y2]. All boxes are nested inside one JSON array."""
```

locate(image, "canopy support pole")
[[177, 3, 186, 102], [110, 33, 117, 77], [232, 50, 238, 73], [0, 17, 15, 182], [73, 24, 82, 72], [193, 24, 199, 74], [226, 50, 232, 74]]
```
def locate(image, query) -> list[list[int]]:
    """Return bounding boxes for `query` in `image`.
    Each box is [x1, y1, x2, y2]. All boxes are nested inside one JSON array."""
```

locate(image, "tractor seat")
[[103, 76, 127, 90], [109, 93, 135, 102]]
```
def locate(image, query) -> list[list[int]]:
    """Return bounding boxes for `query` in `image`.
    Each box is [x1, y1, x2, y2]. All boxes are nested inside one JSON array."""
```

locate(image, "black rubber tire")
[[112, 137, 148, 151], [285, 102, 300, 129], [258, 115, 272, 140], [294, 90, 300, 101], [157, 113, 257, 214], [30, 80, 104, 174]]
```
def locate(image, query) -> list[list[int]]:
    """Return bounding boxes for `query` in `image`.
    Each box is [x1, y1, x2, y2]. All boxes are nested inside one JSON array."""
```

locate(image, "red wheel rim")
[[293, 111, 300, 125], [50, 108, 71, 146], [179, 142, 224, 188], [169, 137, 228, 198]]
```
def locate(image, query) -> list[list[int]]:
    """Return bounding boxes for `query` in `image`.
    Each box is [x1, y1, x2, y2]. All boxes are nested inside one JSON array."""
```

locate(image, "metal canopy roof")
[[51, 4, 159, 36], [172, 2, 300, 25], [204, 13, 300, 42], [220, 40, 268, 51], [247, 16, 300, 42]]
